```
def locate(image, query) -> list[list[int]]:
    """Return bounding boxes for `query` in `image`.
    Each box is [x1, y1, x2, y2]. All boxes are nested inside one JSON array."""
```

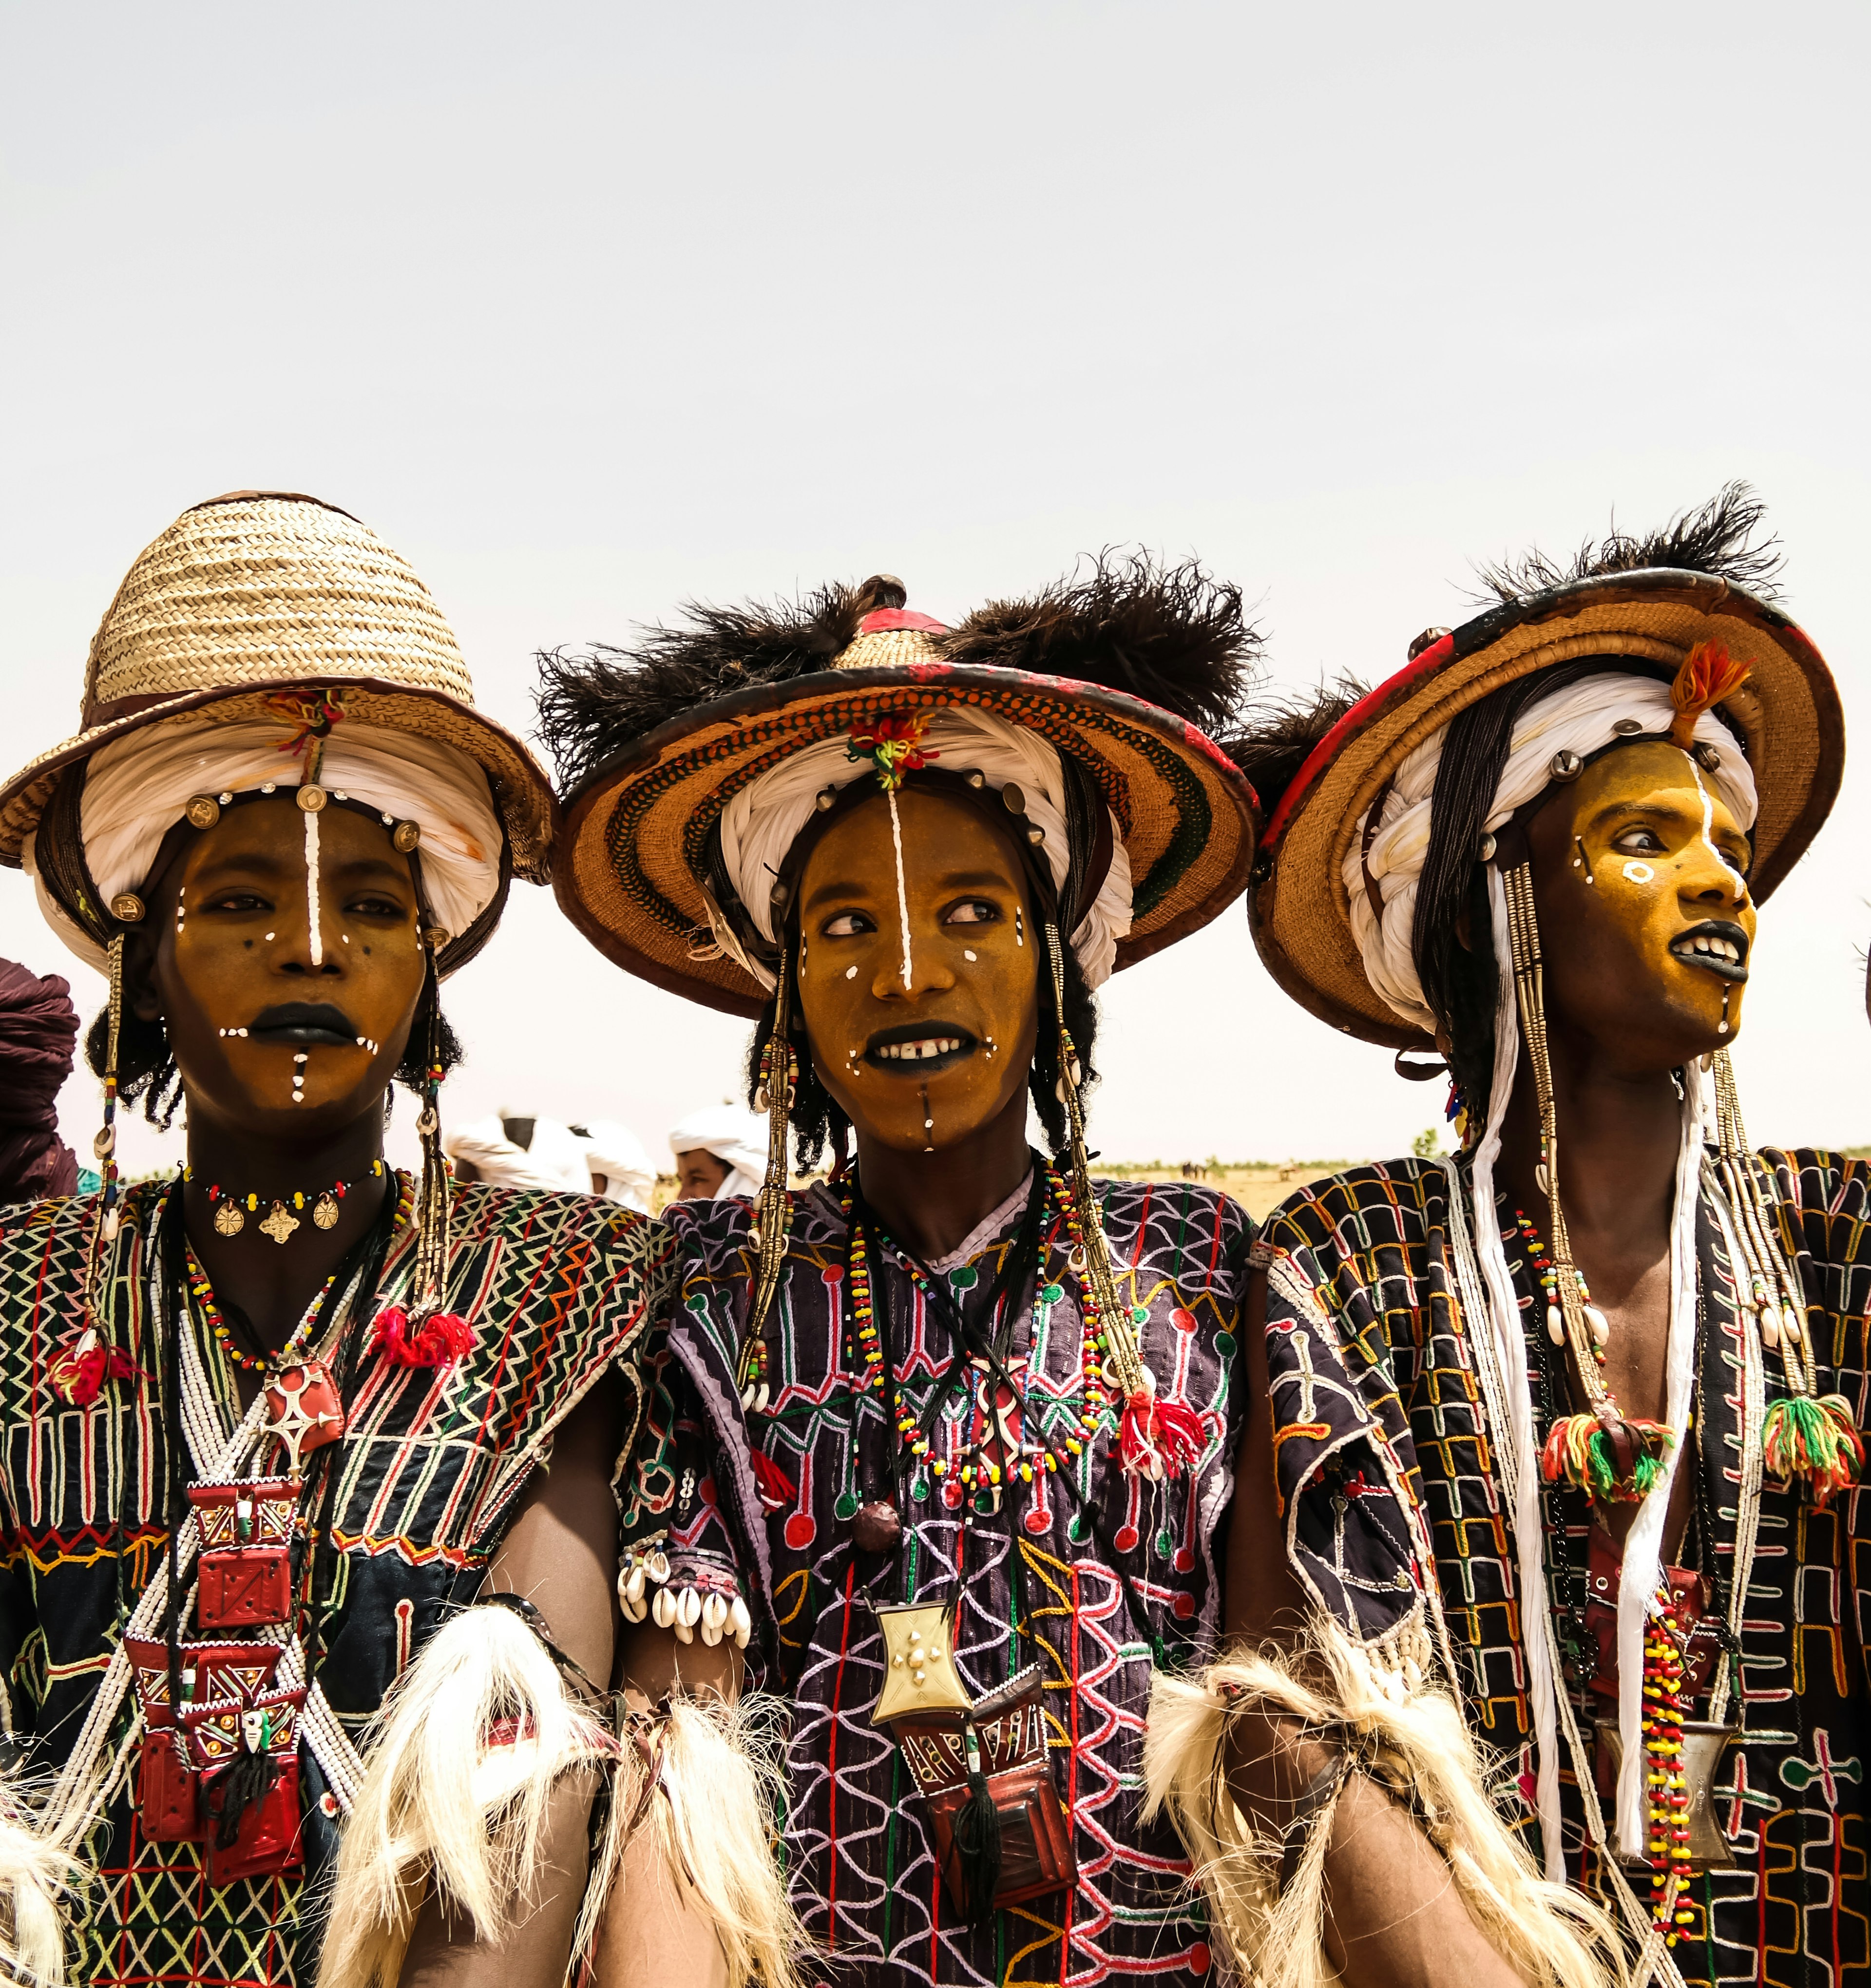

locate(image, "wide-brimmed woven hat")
[[540, 557, 1261, 1016], [1254, 559, 1843, 1049], [0, 492, 555, 886]]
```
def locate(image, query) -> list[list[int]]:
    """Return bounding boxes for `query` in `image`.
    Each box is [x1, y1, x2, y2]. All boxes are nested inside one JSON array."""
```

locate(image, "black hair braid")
[[1410, 657, 1675, 1126]]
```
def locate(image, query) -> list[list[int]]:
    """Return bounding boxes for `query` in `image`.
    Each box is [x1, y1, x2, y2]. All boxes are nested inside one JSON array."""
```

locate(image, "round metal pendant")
[[313, 1191, 341, 1230], [213, 1201, 245, 1237]]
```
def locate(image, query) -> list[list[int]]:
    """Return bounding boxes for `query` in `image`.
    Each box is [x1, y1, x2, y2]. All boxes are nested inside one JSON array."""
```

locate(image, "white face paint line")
[[887, 786, 914, 990], [304, 808, 324, 967], [1689, 757, 1748, 898]]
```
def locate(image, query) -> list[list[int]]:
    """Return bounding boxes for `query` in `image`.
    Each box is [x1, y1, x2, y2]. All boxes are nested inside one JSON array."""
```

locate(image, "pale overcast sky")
[[2, 1, 1866, 1178]]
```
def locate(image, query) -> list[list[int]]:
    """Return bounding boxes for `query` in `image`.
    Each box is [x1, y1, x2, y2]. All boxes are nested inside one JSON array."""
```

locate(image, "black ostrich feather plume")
[[1220, 676, 1367, 815], [535, 552, 1263, 793], [940, 552, 1261, 739], [1469, 480, 1784, 606]]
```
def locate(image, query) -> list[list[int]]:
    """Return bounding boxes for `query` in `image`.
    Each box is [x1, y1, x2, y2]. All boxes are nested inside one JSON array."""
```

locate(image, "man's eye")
[[347, 895, 407, 919], [822, 911, 875, 938], [202, 892, 272, 914], [945, 900, 1000, 925], [1611, 828, 1666, 855]]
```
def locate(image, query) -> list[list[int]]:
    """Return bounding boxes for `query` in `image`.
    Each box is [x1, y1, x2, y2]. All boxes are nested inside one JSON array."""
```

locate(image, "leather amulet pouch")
[[187, 1478, 300, 1630], [891, 1664, 1076, 1918]]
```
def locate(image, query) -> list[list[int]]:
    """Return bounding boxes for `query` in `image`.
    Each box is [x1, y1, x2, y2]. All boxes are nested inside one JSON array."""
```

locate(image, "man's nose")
[[871, 938, 957, 1001]]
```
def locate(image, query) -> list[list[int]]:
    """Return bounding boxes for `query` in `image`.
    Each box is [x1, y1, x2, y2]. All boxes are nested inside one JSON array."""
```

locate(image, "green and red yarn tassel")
[[1762, 1393, 1864, 1509]]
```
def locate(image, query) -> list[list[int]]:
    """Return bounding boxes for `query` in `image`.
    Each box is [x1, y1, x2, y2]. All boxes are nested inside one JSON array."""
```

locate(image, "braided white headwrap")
[[1345, 674, 1757, 1033], [1343, 670, 1751, 1877], [712, 705, 1133, 991]]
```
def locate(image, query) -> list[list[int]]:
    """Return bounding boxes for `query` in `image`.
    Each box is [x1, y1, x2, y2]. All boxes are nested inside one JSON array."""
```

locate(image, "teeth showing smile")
[[1670, 924, 1750, 983], [875, 1038, 964, 1061]]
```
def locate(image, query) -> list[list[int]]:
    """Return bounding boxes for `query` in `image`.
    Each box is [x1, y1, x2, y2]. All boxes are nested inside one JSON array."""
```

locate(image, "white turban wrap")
[[1341, 668, 1752, 1879], [577, 1119, 655, 1213], [1344, 674, 1758, 1033], [23, 715, 505, 976], [667, 1103, 767, 1200], [713, 706, 1133, 990], [445, 1115, 590, 1195]]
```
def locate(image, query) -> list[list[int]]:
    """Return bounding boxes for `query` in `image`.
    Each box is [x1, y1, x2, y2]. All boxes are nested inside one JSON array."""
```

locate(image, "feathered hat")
[[1241, 484, 1842, 1048], [539, 552, 1262, 1016]]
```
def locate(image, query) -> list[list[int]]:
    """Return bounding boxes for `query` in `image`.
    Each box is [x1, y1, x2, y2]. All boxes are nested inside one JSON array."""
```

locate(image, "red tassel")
[[370, 1305, 475, 1370], [48, 1329, 140, 1406], [1118, 1390, 1207, 1481], [749, 1448, 796, 1514]]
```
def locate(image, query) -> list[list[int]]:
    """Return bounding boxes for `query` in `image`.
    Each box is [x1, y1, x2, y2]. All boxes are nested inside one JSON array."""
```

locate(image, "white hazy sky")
[[2, 2, 1867, 1179]]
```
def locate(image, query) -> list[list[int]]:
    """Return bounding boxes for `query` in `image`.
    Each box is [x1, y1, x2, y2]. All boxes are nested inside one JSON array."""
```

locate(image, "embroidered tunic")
[[0, 1177, 669, 1988], [1256, 1152, 1870, 1988], [623, 1172, 1252, 1988]]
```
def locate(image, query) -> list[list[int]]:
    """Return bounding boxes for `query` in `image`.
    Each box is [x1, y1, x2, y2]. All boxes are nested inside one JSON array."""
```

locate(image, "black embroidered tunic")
[[1255, 1152, 1870, 1988], [0, 1177, 669, 1988]]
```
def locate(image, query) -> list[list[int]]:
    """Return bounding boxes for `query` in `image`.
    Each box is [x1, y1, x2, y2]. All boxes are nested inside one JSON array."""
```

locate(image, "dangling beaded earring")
[[1503, 862, 1672, 1501], [368, 928, 473, 1372], [1041, 919, 1202, 1482], [1708, 1051, 1864, 1505], [738, 945, 798, 1413]]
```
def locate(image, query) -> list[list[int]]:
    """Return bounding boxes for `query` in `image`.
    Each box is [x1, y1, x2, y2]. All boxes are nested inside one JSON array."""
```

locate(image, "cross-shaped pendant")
[[258, 1200, 300, 1246]]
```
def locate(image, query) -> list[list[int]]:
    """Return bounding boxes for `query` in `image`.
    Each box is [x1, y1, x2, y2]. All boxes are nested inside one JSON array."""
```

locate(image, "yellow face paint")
[[1533, 741, 1756, 1055]]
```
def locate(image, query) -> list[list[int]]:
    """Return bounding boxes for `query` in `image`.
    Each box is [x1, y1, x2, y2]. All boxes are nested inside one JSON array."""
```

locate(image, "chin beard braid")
[[744, 931, 1101, 1175]]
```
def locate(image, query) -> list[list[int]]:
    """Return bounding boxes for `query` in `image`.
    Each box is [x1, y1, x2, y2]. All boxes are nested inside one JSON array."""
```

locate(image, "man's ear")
[[125, 929, 164, 1024]]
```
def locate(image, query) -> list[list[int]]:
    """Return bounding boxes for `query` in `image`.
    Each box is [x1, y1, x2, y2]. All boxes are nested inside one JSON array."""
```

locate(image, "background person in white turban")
[[667, 1103, 766, 1201]]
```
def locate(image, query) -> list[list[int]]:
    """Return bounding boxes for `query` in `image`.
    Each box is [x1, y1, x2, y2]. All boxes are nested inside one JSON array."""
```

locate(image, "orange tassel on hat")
[[1668, 639, 1751, 748]]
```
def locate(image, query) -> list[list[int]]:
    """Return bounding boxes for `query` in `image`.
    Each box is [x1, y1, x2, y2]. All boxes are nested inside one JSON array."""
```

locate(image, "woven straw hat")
[[1254, 568, 1844, 1048], [0, 492, 554, 882], [550, 583, 1259, 1017]]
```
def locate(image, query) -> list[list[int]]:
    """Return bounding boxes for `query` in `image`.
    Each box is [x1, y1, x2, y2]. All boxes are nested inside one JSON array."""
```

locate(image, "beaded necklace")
[[842, 1162, 1112, 1499], [1642, 1579, 1693, 1944], [1513, 1206, 1668, 1503], [184, 1158, 385, 1245], [186, 1171, 412, 1373]]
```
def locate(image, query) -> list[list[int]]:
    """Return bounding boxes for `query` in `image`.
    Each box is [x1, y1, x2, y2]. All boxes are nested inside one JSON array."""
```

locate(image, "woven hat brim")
[[554, 663, 1259, 1018], [1252, 571, 1844, 1049], [0, 676, 558, 884]]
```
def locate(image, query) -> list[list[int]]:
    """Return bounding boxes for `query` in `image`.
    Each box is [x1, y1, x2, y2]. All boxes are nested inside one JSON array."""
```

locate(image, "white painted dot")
[[265, 932, 275, 941], [964, 949, 977, 962], [1622, 861, 1655, 884], [845, 965, 858, 980]]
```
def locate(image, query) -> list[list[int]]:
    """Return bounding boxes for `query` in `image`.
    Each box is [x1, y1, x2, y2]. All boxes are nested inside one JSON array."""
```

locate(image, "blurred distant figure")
[[445, 1112, 589, 1192], [667, 1103, 765, 1201], [0, 957, 79, 1202], [574, 1119, 654, 1212], [447, 1111, 656, 1211]]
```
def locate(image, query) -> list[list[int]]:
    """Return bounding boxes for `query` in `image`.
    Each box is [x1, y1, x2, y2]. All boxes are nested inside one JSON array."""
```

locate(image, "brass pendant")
[[871, 1601, 971, 1725], [312, 1191, 341, 1231], [1596, 1720, 1741, 1870], [257, 1200, 300, 1246], [212, 1200, 246, 1238]]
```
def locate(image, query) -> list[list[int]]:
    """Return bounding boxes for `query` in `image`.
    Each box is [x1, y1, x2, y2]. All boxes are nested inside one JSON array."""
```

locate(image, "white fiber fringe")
[[0, 1761, 80, 1987], [585, 1692, 808, 1988], [317, 1605, 613, 1988], [1142, 1633, 1625, 1988]]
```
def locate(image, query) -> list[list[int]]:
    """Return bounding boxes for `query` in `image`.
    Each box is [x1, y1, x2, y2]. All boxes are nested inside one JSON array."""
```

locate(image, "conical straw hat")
[[0, 491, 554, 882]]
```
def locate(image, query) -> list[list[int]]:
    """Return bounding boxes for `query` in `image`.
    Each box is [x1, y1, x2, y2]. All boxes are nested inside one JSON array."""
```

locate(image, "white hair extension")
[[317, 1605, 613, 1988], [1142, 1636, 1625, 1988], [652, 1695, 807, 1988]]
